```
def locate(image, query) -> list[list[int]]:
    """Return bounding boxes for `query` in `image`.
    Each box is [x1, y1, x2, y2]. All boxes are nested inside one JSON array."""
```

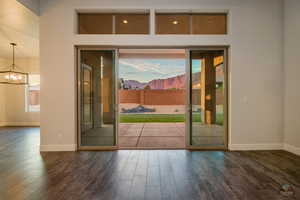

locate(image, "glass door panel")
[[79, 50, 116, 148], [189, 50, 227, 148]]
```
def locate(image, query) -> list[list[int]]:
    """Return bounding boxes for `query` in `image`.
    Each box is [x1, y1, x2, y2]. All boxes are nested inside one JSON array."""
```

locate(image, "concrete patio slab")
[[119, 136, 139, 147], [142, 128, 182, 137], [81, 123, 225, 148], [137, 136, 185, 148], [119, 123, 185, 148]]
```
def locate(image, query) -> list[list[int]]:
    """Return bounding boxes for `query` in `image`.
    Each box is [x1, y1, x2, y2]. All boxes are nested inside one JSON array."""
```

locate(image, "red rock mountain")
[[123, 73, 203, 89], [147, 74, 186, 89], [122, 64, 224, 90]]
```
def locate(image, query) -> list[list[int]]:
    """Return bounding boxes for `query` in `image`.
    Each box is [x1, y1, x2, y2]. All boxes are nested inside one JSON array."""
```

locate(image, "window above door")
[[77, 10, 150, 34], [77, 10, 228, 35]]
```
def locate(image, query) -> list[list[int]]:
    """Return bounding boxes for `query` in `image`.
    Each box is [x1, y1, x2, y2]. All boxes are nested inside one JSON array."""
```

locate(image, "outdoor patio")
[[81, 122, 225, 148], [119, 123, 185, 148], [119, 122, 225, 148]]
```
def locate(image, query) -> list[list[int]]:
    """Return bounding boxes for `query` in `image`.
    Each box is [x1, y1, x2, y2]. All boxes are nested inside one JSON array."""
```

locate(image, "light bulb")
[[172, 20, 178, 25], [11, 74, 17, 80], [123, 20, 128, 24]]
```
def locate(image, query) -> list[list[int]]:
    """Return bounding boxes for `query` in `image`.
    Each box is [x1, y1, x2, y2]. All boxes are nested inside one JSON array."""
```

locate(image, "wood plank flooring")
[[0, 127, 299, 200]]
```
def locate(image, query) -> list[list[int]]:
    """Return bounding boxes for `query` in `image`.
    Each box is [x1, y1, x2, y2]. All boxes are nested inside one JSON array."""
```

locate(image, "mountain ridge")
[[123, 73, 188, 89]]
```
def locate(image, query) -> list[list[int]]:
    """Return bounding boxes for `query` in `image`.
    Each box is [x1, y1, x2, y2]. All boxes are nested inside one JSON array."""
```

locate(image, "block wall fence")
[[119, 89, 223, 105]]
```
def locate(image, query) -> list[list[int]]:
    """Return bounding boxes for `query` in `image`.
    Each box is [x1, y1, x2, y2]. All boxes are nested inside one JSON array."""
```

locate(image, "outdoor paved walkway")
[[82, 123, 225, 148], [119, 123, 225, 148], [119, 123, 185, 148]]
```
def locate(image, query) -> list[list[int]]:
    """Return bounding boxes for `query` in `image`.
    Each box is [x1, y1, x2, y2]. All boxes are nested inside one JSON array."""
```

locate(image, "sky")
[[119, 58, 201, 82]]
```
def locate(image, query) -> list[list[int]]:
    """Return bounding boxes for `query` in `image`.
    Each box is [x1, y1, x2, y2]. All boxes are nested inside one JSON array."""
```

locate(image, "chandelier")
[[0, 43, 29, 85]]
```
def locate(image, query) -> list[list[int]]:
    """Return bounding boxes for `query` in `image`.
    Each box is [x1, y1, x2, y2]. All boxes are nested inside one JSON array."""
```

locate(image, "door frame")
[[75, 45, 229, 150], [185, 47, 229, 150], [76, 47, 119, 150]]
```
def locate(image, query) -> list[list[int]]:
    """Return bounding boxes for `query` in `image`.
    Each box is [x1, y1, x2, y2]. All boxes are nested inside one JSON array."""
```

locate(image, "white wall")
[[0, 57, 40, 126], [17, 0, 40, 16], [0, 85, 6, 125], [40, 0, 284, 151], [0, 0, 39, 58], [283, 0, 300, 154], [0, 58, 8, 125]]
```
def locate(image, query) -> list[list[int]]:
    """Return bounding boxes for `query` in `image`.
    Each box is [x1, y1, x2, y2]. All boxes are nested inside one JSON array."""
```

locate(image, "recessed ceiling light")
[[123, 20, 128, 24], [172, 20, 178, 25]]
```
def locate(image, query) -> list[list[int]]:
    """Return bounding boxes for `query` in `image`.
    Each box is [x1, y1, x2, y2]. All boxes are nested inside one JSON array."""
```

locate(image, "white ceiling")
[[0, 0, 39, 58]]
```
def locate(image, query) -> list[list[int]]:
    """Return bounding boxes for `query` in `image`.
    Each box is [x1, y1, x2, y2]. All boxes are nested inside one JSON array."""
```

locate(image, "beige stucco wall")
[[283, 0, 300, 153], [0, 57, 40, 126], [40, 0, 284, 151]]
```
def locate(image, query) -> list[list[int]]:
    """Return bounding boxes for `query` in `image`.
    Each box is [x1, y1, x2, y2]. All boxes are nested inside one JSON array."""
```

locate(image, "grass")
[[120, 114, 185, 123], [119, 113, 223, 125]]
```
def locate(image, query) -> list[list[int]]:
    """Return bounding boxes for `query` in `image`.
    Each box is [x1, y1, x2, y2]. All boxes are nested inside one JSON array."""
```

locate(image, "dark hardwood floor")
[[0, 127, 299, 200]]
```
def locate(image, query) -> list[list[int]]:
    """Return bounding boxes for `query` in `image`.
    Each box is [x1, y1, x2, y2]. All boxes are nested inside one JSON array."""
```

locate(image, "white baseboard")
[[229, 143, 283, 151], [0, 122, 40, 127], [283, 143, 300, 156], [40, 144, 77, 152]]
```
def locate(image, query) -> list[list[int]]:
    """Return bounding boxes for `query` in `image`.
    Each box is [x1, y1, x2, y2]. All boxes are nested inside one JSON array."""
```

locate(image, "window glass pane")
[[156, 14, 190, 34], [80, 50, 115, 146], [115, 14, 149, 34], [190, 51, 226, 148], [192, 14, 227, 34], [27, 74, 40, 112], [29, 74, 40, 86], [78, 13, 113, 34]]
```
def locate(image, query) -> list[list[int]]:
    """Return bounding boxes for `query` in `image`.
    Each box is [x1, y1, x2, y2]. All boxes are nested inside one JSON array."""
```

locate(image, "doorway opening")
[[118, 49, 186, 148], [188, 50, 227, 148], [76, 47, 228, 150]]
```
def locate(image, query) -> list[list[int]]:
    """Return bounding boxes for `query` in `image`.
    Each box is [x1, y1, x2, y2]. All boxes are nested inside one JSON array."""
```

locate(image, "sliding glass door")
[[77, 49, 118, 149], [187, 49, 228, 149]]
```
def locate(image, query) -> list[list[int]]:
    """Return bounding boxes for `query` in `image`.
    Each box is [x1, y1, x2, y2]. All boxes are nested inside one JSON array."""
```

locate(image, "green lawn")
[[119, 113, 223, 125]]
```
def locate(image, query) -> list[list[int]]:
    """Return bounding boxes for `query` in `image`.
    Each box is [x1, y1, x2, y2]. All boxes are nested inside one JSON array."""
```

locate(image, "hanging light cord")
[[11, 43, 16, 70]]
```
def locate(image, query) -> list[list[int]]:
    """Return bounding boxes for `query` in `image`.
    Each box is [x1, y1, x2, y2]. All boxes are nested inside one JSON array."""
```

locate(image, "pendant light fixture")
[[0, 43, 29, 85]]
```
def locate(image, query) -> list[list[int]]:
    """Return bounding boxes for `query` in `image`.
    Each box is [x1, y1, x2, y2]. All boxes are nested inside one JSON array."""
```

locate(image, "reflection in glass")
[[80, 50, 115, 146], [190, 51, 225, 147]]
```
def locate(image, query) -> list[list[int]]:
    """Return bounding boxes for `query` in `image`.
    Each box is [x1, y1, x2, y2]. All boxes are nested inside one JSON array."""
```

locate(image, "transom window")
[[77, 11, 227, 35], [155, 13, 227, 34], [78, 12, 150, 34]]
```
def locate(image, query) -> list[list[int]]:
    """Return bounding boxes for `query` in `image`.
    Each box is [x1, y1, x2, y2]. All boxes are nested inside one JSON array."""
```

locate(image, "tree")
[[144, 85, 151, 90]]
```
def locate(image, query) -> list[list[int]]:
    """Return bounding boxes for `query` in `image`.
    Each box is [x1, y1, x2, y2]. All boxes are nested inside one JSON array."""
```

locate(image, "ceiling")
[[0, 0, 39, 59]]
